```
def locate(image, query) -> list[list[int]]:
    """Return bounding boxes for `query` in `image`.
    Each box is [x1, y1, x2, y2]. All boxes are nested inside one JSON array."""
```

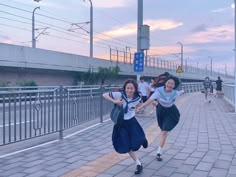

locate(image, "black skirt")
[[112, 117, 146, 154], [156, 104, 180, 131]]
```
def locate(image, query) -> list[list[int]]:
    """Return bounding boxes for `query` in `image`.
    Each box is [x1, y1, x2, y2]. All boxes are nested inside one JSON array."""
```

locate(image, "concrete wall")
[[0, 43, 233, 86]]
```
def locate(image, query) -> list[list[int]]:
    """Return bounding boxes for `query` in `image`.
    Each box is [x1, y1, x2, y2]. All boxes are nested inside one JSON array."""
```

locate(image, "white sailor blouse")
[[109, 92, 141, 120]]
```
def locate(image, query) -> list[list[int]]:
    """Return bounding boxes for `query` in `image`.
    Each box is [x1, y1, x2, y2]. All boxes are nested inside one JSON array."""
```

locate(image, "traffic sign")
[[176, 66, 184, 73], [134, 52, 144, 72]]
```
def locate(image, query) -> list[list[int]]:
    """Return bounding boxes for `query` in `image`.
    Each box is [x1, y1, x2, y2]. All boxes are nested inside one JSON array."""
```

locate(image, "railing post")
[[59, 85, 64, 140], [100, 85, 104, 123]]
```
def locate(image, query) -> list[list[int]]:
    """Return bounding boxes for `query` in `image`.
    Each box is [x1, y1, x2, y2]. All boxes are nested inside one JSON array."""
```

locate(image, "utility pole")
[[225, 64, 227, 77], [88, 0, 93, 58], [177, 42, 183, 69], [208, 56, 213, 76], [137, 0, 143, 81], [234, 0, 236, 109], [32, 6, 40, 48]]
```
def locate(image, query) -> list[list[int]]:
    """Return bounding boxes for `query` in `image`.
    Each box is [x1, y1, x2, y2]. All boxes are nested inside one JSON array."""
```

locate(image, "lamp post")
[[177, 42, 183, 69], [208, 56, 213, 76], [234, 0, 236, 109], [32, 6, 40, 48], [83, 0, 93, 58]]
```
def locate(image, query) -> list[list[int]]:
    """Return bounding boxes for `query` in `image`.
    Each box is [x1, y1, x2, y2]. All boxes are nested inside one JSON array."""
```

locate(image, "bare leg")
[[160, 131, 168, 148], [128, 151, 137, 161], [156, 131, 168, 161], [205, 89, 208, 100], [129, 151, 143, 174]]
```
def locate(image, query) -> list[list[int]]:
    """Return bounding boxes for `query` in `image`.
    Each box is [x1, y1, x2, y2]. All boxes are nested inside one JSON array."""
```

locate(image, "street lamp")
[[208, 56, 213, 76], [205, 64, 209, 75], [234, 0, 236, 109], [83, 0, 93, 58], [32, 6, 40, 48], [177, 42, 183, 69]]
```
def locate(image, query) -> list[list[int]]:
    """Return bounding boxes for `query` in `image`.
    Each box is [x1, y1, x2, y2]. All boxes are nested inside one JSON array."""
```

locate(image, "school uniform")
[[138, 82, 149, 102], [149, 83, 155, 97], [150, 86, 181, 131], [109, 91, 147, 154]]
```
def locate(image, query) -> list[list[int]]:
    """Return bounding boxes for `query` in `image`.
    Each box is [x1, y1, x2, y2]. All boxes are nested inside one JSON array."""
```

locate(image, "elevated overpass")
[[0, 43, 234, 85]]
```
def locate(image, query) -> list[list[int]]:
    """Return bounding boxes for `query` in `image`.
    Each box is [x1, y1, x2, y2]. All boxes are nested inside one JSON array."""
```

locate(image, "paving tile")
[[214, 160, 231, 169], [170, 173, 189, 177], [175, 164, 195, 174], [154, 167, 176, 176], [195, 162, 213, 171], [184, 157, 201, 165], [208, 168, 228, 177], [104, 165, 127, 175], [228, 165, 236, 175], [189, 170, 209, 177]]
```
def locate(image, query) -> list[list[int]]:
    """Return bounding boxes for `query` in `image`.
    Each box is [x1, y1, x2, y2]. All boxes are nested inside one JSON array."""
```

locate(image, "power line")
[[0, 23, 31, 32], [0, 2, 136, 47], [0, 10, 135, 49], [0, 22, 117, 51]]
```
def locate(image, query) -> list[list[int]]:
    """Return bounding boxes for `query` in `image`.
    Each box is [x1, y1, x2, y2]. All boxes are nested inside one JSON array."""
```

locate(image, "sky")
[[0, 0, 235, 75]]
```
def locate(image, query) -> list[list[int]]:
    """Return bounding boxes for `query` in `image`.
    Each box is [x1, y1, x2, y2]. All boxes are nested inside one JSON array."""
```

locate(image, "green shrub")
[[17, 80, 38, 87], [0, 81, 10, 87]]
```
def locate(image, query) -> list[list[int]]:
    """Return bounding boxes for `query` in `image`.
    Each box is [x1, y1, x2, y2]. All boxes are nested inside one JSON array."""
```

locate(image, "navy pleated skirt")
[[156, 104, 180, 131], [112, 117, 146, 154]]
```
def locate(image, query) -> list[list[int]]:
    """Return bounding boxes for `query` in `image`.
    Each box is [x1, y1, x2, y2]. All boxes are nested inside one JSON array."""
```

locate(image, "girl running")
[[148, 78, 157, 114], [103, 79, 148, 175], [137, 75, 184, 161]]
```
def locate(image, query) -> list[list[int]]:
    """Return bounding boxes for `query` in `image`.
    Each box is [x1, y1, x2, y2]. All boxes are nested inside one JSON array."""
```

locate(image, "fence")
[[0, 83, 204, 146], [222, 84, 235, 104], [108, 49, 232, 78], [0, 86, 117, 146], [180, 82, 203, 93]]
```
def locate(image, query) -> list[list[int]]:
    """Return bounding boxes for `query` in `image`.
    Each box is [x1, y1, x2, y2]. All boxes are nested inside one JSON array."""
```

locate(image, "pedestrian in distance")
[[103, 79, 148, 175], [148, 78, 157, 114], [215, 76, 223, 98], [138, 77, 149, 113], [137, 75, 184, 161], [203, 77, 212, 103]]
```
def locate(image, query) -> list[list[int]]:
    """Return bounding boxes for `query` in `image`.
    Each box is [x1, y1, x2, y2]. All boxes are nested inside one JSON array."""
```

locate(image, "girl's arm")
[[136, 98, 154, 112], [178, 90, 185, 96], [102, 93, 123, 106]]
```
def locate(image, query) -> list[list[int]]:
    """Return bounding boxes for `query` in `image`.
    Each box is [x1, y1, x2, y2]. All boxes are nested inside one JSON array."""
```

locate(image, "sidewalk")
[[0, 93, 236, 177]]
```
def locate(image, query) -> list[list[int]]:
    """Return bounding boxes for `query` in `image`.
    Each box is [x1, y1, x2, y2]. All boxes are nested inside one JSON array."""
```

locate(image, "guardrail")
[[222, 84, 235, 104], [0, 83, 204, 146]]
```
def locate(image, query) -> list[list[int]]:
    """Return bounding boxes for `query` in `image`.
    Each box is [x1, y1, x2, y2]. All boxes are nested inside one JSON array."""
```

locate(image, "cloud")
[[0, 34, 10, 40], [212, 4, 234, 13], [2, 39, 14, 44], [92, 0, 134, 8], [191, 24, 207, 33], [184, 25, 233, 44], [95, 19, 183, 42]]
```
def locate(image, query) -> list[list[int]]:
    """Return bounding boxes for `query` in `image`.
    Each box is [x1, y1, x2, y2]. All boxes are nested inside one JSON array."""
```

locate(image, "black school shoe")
[[143, 138, 148, 149], [134, 164, 143, 175], [156, 153, 163, 161]]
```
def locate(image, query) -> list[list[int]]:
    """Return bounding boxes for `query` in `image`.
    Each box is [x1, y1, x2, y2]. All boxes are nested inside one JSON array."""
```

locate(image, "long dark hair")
[[153, 72, 170, 88], [164, 75, 180, 89], [122, 79, 140, 97]]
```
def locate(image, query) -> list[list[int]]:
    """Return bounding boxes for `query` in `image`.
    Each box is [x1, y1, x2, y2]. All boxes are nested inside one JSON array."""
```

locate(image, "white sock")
[[157, 146, 162, 154], [136, 159, 141, 166]]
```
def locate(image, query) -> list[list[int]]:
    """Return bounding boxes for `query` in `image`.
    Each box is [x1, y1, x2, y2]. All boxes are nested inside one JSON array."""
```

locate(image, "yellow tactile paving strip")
[[62, 95, 190, 177]]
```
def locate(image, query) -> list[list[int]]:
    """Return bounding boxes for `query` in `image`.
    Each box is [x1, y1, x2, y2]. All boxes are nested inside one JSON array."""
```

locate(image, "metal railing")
[[0, 83, 204, 146], [222, 84, 235, 104], [180, 82, 203, 93], [0, 86, 118, 146]]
